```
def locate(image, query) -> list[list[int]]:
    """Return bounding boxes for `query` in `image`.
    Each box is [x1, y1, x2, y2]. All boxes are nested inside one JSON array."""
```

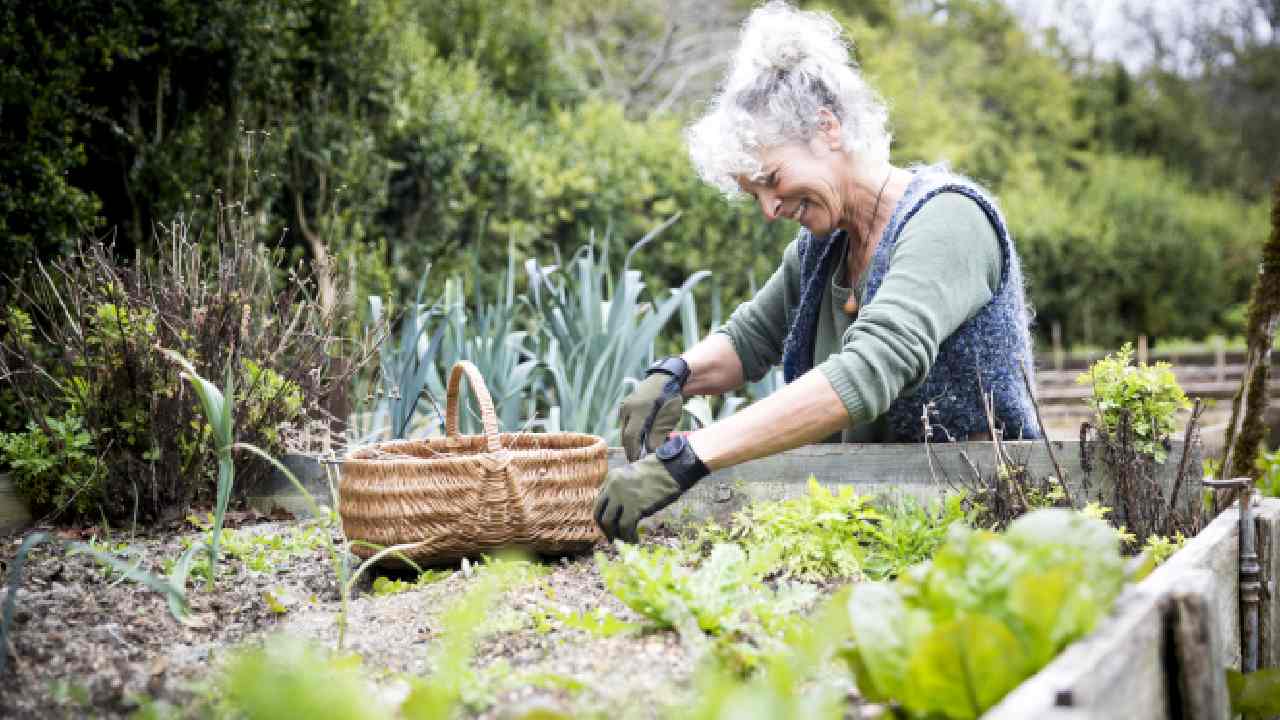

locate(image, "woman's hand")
[[618, 357, 689, 461]]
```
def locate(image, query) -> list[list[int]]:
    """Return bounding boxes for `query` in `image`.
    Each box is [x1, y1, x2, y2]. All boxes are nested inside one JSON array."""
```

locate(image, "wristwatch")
[[646, 356, 691, 389], [655, 434, 710, 490]]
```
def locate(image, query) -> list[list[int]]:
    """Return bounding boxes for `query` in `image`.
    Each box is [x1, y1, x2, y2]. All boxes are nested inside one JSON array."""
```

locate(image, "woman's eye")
[[767, 171, 778, 187]]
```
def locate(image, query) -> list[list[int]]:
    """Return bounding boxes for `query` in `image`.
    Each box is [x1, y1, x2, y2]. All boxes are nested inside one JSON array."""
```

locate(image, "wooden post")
[[1215, 336, 1227, 384], [1052, 321, 1064, 374], [1138, 335, 1149, 366]]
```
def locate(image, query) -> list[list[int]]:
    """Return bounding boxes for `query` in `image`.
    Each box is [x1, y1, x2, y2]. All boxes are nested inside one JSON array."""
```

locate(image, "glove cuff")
[[654, 434, 710, 491], [645, 356, 691, 390]]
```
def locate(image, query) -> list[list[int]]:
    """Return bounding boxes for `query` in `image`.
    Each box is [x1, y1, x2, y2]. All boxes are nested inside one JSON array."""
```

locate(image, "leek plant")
[[162, 349, 235, 590], [367, 267, 446, 439], [3, 531, 192, 676], [424, 248, 543, 435], [528, 220, 709, 443], [156, 355, 424, 649]]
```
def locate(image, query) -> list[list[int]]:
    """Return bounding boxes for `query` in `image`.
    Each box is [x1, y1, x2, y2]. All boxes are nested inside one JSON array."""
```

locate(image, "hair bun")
[[733, 1, 848, 78], [758, 29, 807, 71]]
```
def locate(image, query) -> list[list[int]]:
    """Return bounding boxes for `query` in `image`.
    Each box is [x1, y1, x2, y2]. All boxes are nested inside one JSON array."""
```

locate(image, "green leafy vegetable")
[[842, 509, 1129, 720]]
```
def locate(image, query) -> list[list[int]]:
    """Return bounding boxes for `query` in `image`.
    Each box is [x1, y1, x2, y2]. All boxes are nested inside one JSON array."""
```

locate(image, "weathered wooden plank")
[[247, 454, 338, 518], [1165, 570, 1231, 719], [984, 508, 1243, 720], [1140, 506, 1242, 670], [1252, 498, 1280, 669], [603, 440, 1201, 526], [262, 440, 1201, 523], [0, 473, 32, 536], [983, 585, 1170, 719]]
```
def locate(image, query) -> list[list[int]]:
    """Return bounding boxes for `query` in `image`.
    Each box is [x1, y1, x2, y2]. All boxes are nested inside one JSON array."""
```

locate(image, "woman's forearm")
[[686, 369, 849, 470], [681, 333, 745, 396]]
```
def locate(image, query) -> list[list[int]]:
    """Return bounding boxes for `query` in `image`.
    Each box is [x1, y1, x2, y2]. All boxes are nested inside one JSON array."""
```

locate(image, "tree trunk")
[[1220, 179, 1280, 507]]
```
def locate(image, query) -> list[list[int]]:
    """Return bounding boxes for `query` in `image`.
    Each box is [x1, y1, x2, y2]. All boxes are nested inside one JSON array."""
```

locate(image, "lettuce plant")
[[842, 509, 1128, 720]]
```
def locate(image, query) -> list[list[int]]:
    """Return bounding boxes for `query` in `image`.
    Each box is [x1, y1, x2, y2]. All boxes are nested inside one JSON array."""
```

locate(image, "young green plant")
[[161, 348, 235, 590]]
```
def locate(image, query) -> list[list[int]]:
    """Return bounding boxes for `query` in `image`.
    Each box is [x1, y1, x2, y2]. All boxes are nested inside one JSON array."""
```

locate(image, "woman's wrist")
[[680, 334, 744, 396], [688, 369, 849, 471]]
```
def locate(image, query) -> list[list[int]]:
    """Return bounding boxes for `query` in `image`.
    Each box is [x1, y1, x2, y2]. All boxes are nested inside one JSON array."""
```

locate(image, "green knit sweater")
[[715, 192, 1004, 442]]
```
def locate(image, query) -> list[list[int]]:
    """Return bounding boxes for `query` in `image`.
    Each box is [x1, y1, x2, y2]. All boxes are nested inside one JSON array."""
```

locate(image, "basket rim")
[[341, 432, 607, 465]]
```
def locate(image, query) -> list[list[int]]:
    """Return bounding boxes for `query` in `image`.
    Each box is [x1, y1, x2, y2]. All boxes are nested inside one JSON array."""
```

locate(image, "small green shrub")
[[1255, 447, 1280, 498], [1077, 343, 1191, 462], [1142, 532, 1187, 567], [0, 412, 100, 517], [220, 638, 392, 720]]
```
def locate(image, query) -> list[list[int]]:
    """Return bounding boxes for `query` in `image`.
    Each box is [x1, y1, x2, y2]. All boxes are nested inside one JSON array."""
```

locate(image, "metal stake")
[[1203, 476, 1261, 673]]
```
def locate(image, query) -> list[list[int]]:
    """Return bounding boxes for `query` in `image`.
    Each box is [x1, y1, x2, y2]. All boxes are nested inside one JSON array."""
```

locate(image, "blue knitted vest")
[[782, 165, 1041, 441]]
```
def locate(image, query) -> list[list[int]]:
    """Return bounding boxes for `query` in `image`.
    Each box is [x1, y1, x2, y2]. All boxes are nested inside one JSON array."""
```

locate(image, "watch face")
[[656, 435, 685, 461]]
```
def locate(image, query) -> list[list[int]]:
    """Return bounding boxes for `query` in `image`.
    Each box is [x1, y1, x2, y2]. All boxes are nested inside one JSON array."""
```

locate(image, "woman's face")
[[735, 136, 848, 237]]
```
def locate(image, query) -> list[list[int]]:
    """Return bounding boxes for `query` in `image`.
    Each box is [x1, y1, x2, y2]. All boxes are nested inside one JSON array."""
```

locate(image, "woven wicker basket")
[[339, 361, 608, 564]]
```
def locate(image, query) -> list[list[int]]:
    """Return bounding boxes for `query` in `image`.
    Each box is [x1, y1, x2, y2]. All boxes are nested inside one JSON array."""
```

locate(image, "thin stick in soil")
[[1020, 364, 1073, 509]]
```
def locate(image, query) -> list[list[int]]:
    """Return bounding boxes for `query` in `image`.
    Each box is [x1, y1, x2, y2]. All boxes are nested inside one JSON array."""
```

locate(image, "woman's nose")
[[758, 193, 781, 222]]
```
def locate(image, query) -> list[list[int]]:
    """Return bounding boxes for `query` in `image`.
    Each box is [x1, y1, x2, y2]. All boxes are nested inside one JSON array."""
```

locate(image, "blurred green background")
[[4, 0, 1276, 349]]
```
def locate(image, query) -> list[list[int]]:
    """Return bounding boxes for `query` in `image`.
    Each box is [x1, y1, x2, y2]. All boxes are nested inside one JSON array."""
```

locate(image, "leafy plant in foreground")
[[841, 509, 1129, 720]]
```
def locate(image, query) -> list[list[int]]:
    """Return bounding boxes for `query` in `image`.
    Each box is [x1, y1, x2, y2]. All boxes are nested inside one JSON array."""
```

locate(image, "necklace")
[[843, 170, 893, 315]]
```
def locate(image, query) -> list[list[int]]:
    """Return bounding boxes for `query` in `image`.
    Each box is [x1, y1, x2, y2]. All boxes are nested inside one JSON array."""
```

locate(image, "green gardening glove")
[[594, 435, 709, 543], [619, 357, 690, 462]]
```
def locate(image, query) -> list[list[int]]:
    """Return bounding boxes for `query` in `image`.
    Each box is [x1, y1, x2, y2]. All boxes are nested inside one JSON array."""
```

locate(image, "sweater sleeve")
[[816, 192, 1003, 424], [713, 237, 802, 384]]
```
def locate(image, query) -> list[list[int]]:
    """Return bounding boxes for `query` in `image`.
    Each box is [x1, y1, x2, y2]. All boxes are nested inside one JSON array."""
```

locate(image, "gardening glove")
[[594, 434, 710, 543], [619, 356, 691, 462]]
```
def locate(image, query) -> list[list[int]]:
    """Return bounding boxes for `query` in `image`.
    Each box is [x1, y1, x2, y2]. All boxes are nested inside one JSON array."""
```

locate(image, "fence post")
[[1052, 321, 1064, 374], [1215, 336, 1227, 384]]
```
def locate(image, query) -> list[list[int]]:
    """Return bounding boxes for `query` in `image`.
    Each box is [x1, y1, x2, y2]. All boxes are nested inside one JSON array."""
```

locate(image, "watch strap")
[[655, 435, 709, 491], [645, 356, 691, 389]]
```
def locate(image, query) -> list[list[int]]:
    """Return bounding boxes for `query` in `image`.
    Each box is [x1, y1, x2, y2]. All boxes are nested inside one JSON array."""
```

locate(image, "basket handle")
[[445, 361, 503, 453]]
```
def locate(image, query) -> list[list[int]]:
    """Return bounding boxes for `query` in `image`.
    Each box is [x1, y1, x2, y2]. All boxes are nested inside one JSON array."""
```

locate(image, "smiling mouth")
[[789, 199, 808, 222]]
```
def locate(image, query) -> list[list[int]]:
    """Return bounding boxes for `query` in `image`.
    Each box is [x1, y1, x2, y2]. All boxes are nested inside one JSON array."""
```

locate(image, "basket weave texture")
[[339, 361, 607, 563]]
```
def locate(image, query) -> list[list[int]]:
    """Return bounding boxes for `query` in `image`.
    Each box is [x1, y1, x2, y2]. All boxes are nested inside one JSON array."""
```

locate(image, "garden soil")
[[1, 517, 852, 719]]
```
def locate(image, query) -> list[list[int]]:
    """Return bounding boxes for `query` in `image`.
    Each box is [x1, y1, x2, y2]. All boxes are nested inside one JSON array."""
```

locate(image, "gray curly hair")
[[686, 1, 891, 196]]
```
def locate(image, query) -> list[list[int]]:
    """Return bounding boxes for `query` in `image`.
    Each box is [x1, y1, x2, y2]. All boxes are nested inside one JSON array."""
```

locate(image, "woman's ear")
[[816, 108, 843, 150]]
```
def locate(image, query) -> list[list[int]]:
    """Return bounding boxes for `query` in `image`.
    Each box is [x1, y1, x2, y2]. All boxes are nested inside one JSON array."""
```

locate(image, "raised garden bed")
[[1, 439, 1233, 719]]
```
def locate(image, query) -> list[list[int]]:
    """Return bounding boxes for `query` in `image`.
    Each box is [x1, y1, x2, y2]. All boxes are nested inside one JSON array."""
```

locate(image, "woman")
[[594, 1, 1039, 543]]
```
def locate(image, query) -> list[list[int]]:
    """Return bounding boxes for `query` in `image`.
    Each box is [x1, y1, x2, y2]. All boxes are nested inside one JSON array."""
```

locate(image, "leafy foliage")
[[696, 479, 971, 581], [841, 510, 1129, 719], [1077, 343, 1192, 461], [0, 209, 367, 524], [597, 543, 817, 638], [0, 413, 100, 516], [1142, 532, 1187, 567], [220, 638, 392, 720]]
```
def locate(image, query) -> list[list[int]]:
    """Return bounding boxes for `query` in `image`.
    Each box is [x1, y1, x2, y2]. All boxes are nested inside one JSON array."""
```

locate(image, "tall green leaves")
[[369, 268, 446, 439], [529, 226, 709, 443]]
